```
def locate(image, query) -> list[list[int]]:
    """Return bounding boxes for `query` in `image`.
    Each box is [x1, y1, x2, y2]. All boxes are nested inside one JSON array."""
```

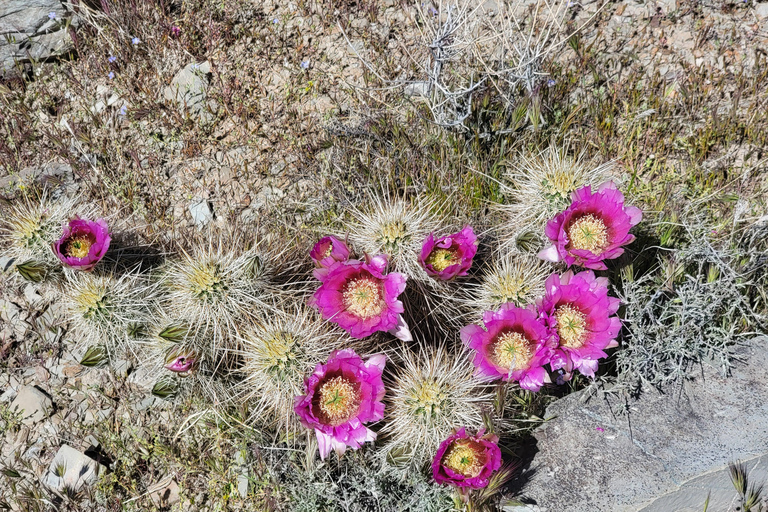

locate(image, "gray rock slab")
[[1, 0, 73, 77], [42, 444, 105, 493], [515, 336, 768, 511], [189, 197, 213, 227], [638, 453, 768, 512], [149, 477, 180, 507], [9, 385, 53, 425], [163, 61, 214, 121], [0, 0, 64, 35]]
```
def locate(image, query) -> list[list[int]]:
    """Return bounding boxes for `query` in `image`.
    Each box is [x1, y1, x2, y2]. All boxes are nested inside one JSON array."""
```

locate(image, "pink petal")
[[388, 314, 412, 341], [538, 244, 561, 263]]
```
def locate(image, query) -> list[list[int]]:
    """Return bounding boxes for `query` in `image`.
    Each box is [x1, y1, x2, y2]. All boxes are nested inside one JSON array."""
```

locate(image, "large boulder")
[[513, 336, 768, 511], [1, 0, 74, 77]]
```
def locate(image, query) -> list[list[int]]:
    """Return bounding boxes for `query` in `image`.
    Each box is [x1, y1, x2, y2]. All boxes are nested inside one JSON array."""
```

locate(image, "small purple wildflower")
[[547, 79, 556, 87], [118, 105, 127, 116], [300, 60, 310, 69], [108, 71, 115, 80], [273, 18, 279, 24], [170, 26, 181, 37], [132, 37, 140, 45], [48, 12, 57, 20], [596, 427, 604, 432], [108, 55, 117, 63]]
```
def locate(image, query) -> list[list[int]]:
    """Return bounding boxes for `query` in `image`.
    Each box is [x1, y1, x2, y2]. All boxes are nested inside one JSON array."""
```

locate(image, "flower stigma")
[[425, 247, 459, 272], [490, 331, 532, 371], [317, 375, 360, 425], [555, 304, 588, 348], [442, 440, 484, 477], [567, 214, 609, 253], [342, 276, 385, 319]]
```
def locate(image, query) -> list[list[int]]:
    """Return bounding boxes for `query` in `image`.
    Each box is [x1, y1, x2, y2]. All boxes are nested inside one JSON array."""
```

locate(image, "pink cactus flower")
[[538, 182, 642, 270], [419, 225, 478, 280], [537, 270, 622, 380], [52, 217, 111, 271], [310, 235, 351, 281], [460, 304, 552, 392], [309, 254, 411, 341], [294, 349, 386, 459], [164, 349, 197, 373], [432, 427, 502, 489]]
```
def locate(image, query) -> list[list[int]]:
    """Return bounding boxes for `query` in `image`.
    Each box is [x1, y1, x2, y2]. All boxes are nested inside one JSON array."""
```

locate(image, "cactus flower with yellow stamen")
[[537, 270, 621, 380], [538, 182, 642, 270], [432, 427, 501, 489], [294, 349, 386, 459], [310, 254, 411, 340], [419, 225, 478, 280], [460, 304, 552, 391], [52, 217, 111, 271]]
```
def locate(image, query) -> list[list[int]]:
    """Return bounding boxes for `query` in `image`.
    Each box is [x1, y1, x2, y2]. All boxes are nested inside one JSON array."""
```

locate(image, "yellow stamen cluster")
[[323, 243, 334, 258], [261, 332, 298, 373], [73, 283, 110, 320], [405, 379, 448, 422], [542, 170, 579, 201], [490, 331, 533, 371], [317, 376, 360, 425], [64, 235, 94, 259], [488, 274, 528, 306], [425, 248, 459, 272], [342, 276, 385, 319], [378, 221, 409, 248], [442, 440, 484, 477], [555, 304, 588, 348], [188, 262, 228, 300], [567, 214, 609, 254]]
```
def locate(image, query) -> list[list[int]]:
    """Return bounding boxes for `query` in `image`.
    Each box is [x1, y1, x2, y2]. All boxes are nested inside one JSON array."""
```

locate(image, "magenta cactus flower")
[[460, 304, 552, 392], [165, 349, 197, 373], [294, 349, 386, 459], [309, 254, 412, 341], [52, 217, 111, 271], [537, 270, 621, 380], [419, 225, 478, 280], [310, 235, 351, 281], [432, 427, 502, 489], [538, 181, 642, 270]]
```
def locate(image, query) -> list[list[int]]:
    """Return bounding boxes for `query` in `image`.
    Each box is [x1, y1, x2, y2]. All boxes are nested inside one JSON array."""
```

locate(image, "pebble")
[[9, 386, 53, 426], [42, 445, 105, 493]]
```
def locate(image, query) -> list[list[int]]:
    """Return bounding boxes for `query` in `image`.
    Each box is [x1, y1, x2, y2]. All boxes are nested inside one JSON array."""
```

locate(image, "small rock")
[[0, 387, 16, 403], [42, 445, 105, 493], [137, 396, 158, 411], [253, 186, 285, 210], [269, 160, 286, 175], [756, 4, 768, 20], [126, 366, 155, 393], [113, 359, 133, 379], [149, 477, 181, 507], [235, 450, 249, 497], [0, 299, 20, 323], [404, 81, 431, 98], [163, 61, 214, 122], [83, 407, 113, 425], [0, 255, 14, 272], [9, 386, 53, 425], [189, 198, 214, 227], [23, 284, 43, 305]]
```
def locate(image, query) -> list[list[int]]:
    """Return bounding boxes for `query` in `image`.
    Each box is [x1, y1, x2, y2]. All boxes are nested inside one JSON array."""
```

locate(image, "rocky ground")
[[2, 0, 768, 511]]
